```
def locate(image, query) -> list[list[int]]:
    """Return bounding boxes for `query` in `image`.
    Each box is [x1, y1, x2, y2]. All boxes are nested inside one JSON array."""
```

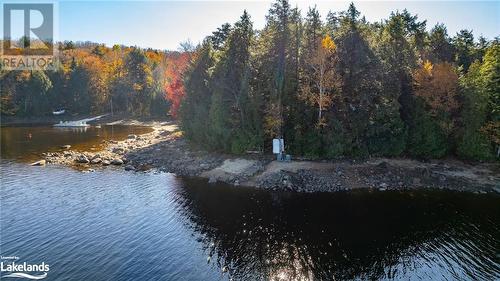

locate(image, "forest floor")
[[40, 120, 500, 194]]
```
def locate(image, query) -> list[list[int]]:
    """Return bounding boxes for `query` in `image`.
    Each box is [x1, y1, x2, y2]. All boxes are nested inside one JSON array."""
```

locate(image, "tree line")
[[1, 41, 190, 118], [180, 1, 499, 160]]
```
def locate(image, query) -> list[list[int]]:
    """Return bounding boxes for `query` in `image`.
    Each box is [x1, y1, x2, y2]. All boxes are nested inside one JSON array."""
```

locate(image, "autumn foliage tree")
[[300, 35, 339, 126], [164, 52, 190, 118], [1, 42, 172, 117], [413, 61, 459, 133]]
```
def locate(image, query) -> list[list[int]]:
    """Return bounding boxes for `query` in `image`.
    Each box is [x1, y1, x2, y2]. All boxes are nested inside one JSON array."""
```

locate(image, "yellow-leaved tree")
[[300, 34, 340, 126], [413, 60, 459, 134]]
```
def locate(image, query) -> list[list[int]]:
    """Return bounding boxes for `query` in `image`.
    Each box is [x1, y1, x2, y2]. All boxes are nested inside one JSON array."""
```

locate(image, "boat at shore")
[[53, 114, 108, 128], [54, 120, 90, 127], [52, 109, 66, 115]]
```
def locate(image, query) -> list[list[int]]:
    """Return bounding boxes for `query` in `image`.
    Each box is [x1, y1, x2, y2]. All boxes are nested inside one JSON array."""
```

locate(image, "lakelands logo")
[[0, 256, 49, 280], [1, 2, 58, 70]]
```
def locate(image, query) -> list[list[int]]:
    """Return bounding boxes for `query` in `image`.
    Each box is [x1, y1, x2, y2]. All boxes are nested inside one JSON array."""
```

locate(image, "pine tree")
[[457, 61, 494, 159], [208, 11, 257, 152], [180, 41, 215, 146], [453, 29, 475, 71], [428, 24, 454, 63]]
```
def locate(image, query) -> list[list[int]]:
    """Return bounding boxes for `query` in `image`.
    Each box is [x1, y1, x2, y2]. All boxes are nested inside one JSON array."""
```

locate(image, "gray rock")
[[60, 145, 71, 150], [124, 165, 135, 171], [111, 158, 124, 165], [31, 160, 46, 166], [208, 177, 217, 184], [112, 147, 125, 154], [412, 177, 421, 185], [102, 160, 111, 166], [377, 161, 388, 169], [137, 164, 152, 172], [76, 155, 89, 164], [90, 158, 102, 164], [127, 134, 137, 139]]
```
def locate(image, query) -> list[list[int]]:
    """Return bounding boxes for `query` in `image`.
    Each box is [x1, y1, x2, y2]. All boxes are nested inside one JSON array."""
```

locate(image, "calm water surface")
[[0, 127, 499, 280], [0, 124, 152, 161]]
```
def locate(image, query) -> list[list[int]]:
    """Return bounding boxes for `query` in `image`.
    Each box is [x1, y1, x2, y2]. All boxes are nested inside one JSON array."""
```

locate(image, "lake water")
[[0, 124, 152, 161], [1, 126, 499, 280]]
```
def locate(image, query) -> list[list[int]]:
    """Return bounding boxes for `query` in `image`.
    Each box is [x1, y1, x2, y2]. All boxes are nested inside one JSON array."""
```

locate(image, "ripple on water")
[[1, 162, 499, 280]]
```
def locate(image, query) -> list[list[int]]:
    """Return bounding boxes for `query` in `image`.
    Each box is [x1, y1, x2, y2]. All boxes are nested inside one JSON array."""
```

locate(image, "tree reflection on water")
[[174, 179, 500, 280]]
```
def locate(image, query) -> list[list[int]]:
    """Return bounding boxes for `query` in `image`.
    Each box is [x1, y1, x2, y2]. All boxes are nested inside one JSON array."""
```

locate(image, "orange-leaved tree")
[[164, 52, 190, 118], [413, 60, 459, 133]]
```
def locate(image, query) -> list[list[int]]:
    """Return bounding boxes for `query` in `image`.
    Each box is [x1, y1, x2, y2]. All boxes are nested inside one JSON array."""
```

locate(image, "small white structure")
[[273, 138, 291, 161], [54, 120, 90, 127], [52, 109, 65, 115], [53, 114, 108, 128], [272, 138, 284, 154]]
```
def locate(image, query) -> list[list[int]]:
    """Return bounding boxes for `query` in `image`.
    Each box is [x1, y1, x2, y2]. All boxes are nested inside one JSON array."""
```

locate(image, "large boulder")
[[90, 158, 102, 164], [102, 160, 111, 166]]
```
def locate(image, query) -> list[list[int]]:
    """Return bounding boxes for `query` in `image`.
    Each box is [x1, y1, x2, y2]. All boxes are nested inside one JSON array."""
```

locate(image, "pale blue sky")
[[22, 1, 500, 50]]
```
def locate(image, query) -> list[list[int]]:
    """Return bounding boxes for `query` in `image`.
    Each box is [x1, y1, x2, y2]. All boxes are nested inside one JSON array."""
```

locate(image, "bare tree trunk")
[[318, 64, 324, 123]]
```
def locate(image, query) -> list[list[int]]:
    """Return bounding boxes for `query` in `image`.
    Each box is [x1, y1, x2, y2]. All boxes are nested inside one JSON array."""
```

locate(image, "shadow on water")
[[175, 178, 500, 280]]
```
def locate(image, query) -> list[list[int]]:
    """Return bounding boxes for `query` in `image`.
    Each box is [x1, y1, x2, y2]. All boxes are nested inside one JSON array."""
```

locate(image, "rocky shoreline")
[[40, 121, 500, 194]]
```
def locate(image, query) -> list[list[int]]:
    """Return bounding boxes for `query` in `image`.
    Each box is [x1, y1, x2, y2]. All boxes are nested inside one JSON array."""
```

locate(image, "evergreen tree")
[[180, 41, 215, 145], [428, 24, 454, 63], [261, 0, 292, 140], [209, 11, 255, 152], [453, 29, 475, 71], [457, 62, 494, 159], [124, 48, 154, 115], [210, 23, 232, 51], [67, 61, 92, 113], [479, 43, 500, 154]]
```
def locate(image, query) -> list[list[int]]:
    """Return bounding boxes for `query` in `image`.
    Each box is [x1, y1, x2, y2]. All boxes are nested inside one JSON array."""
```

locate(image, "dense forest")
[[180, 1, 499, 160], [0, 41, 190, 118], [1, 1, 499, 160]]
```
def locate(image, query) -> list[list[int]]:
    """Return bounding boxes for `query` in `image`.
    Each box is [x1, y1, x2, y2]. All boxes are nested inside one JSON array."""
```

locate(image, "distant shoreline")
[[0, 114, 169, 126], [25, 120, 498, 195]]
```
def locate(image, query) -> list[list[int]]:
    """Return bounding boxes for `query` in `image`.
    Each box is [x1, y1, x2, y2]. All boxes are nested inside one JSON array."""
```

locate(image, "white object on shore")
[[54, 120, 90, 127], [272, 138, 284, 154], [53, 114, 108, 127], [30, 160, 46, 166], [52, 109, 65, 115]]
